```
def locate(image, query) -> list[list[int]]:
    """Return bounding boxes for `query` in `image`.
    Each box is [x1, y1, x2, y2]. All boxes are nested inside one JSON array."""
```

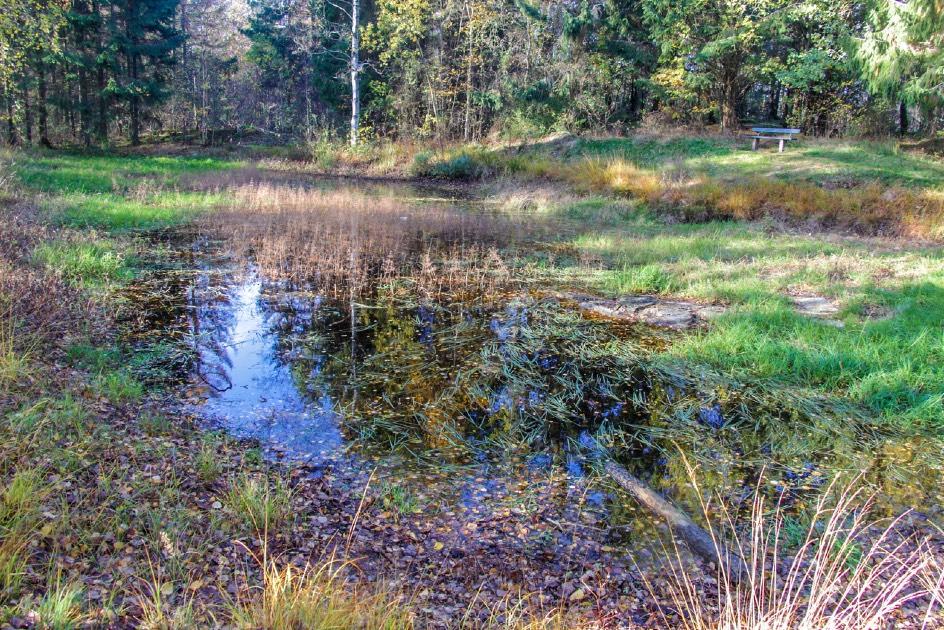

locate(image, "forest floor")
[[2, 134, 944, 628]]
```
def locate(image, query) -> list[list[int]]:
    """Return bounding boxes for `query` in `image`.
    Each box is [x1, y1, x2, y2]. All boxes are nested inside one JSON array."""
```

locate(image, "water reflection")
[[193, 274, 343, 462]]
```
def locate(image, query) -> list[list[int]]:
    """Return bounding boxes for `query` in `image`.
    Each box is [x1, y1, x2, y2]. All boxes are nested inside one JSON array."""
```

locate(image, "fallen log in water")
[[604, 459, 748, 585]]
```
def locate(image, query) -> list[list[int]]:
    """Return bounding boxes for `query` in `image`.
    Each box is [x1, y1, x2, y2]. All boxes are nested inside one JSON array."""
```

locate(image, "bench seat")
[[749, 128, 800, 153]]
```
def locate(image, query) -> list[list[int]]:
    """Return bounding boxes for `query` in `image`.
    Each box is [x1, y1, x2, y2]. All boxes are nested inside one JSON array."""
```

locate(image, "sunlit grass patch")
[[12, 152, 240, 195], [195, 441, 222, 484], [0, 325, 30, 392], [27, 580, 85, 630], [32, 239, 132, 287], [0, 469, 47, 603], [603, 263, 678, 294], [230, 552, 413, 630], [48, 190, 226, 232]]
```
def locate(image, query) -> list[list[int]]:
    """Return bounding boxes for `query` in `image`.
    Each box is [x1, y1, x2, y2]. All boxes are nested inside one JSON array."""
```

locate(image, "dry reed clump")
[[201, 184, 536, 298], [229, 541, 415, 630], [645, 468, 944, 630], [567, 158, 665, 205], [564, 157, 944, 238]]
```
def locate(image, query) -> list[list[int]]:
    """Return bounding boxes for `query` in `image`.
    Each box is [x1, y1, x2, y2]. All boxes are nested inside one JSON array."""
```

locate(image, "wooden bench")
[[749, 127, 801, 153]]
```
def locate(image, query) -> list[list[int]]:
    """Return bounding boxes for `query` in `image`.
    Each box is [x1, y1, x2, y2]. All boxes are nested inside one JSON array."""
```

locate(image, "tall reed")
[[200, 185, 538, 299], [642, 464, 943, 629]]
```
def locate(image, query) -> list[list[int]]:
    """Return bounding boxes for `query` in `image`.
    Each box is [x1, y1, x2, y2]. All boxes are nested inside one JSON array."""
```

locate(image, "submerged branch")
[[603, 459, 748, 585]]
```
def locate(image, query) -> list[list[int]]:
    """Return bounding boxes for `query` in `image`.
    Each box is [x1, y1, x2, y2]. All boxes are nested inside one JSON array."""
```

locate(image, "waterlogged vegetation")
[[2, 139, 944, 626]]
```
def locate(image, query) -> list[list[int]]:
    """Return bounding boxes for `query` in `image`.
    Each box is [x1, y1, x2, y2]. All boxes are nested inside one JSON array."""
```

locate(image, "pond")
[[120, 172, 943, 568]]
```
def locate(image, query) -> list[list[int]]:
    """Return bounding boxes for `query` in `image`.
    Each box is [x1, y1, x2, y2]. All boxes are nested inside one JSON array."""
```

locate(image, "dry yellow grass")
[[200, 185, 531, 298], [560, 156, 944, 239], [644, 465, 944, 630]]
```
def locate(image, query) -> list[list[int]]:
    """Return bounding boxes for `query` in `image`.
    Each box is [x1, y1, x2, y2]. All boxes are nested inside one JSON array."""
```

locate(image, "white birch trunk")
[[350, 0, 360, 147]]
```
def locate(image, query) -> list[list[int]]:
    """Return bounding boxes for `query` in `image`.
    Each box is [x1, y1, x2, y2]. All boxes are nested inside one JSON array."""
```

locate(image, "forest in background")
[[0, 0, 943, 148]]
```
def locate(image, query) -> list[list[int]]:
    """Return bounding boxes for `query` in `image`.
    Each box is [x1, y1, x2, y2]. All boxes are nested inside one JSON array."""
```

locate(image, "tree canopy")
[[0, 0, 939, 145]]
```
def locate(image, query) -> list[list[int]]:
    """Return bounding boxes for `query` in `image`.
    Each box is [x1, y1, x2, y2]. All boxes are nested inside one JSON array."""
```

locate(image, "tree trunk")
[[349, 0, 360, 147], [96, 66, 108, 143], [22, 85, 33, 145], [79, 69, 92, 147], [5, 86, 16, 146], [37, 63, 51, 147], [604, 460, 747, 585], [899, 100, 909, 136], [768, 81, 780, 121], [629, 81, 643, 122], [463, 0, 474, 142], [720, 80, 739, 134], [130, 54, 140, 146], [95, 0, 108, 144]]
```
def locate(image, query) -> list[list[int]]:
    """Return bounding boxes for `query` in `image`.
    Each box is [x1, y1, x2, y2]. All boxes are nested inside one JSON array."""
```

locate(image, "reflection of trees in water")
[[189, 269, 243, 392]]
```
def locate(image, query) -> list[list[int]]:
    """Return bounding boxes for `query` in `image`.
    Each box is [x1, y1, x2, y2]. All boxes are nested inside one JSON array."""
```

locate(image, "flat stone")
[[563, 292, 725, 330], [791, 295, 840, 317], [636, 301, 698, 329], [617, 295, 659, 312], [789, 295, 844, 328]]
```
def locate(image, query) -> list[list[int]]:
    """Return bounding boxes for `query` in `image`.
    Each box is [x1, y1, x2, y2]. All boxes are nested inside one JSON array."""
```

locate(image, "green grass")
[[32, 240, 133, 287], [0, 340, 30, 394], [92, 369, 144, 403], [139, 412, 172, 436], [564, 207, 944, 432], [378, 482, 420, 519], [13, 152, 239, 195], [66, 343, 122, 373], [31, 581, 84, 629], [222, 474, 292, 532], [46, 190, 227, 232], [8, 152, 234, 232]]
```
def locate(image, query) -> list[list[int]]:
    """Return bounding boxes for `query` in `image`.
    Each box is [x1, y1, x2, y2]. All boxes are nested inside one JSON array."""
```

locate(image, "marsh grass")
[[139, 411, 172, 436], [32, 238, 132, 287], [417, 138, 944, 238], [29, 580, 86, 630], [642, 466, 943, 629], [0, 469, 47, 603], [200, 185, 538, 299], [195, 434, 222, 483], [0, 316, 30, 391], [92, 369, 144, 403], [230, 545, 413, 630]]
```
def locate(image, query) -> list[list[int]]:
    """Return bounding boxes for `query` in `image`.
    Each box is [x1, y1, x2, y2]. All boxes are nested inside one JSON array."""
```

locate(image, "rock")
[[790, 294, 843, 327], [791, 295, 839, 317], [565, 291, 725, 330]]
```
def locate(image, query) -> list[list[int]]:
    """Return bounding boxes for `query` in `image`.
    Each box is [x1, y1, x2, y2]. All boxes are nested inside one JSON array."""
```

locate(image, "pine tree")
[[112, 0, 183, 144], [858, 0, 944, 130]]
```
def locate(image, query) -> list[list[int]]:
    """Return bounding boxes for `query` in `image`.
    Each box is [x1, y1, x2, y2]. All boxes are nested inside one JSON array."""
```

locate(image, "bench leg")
[[778, 139, 784, 153], [752, 138, 759, 151]]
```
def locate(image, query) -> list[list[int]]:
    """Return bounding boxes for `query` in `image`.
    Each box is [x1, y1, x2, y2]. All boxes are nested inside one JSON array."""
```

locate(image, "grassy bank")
[[404, 135, 944, 239]]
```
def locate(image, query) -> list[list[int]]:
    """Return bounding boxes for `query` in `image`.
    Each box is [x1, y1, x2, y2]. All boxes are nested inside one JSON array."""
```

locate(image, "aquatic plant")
[[198, 185, 548, 299]]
